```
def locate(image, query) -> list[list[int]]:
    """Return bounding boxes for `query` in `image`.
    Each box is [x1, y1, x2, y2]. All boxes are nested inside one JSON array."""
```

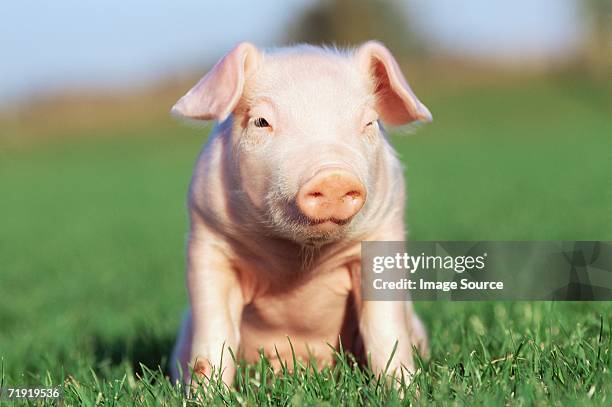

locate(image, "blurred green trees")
[[582, 0, 612, 75], [285, 0, 426, 56]]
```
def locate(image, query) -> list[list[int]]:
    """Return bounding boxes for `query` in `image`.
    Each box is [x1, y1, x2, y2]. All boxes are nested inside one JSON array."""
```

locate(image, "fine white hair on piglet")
[[171, 41, 431, 386]]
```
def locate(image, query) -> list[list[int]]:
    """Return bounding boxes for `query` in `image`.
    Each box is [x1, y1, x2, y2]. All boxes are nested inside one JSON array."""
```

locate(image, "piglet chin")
[[298, 221, 350, 245]]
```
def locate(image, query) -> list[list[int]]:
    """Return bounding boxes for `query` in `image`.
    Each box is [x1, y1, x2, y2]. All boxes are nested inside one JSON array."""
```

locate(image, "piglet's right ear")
[[172, 42, 260, 122], [355, 41, 431, 126]]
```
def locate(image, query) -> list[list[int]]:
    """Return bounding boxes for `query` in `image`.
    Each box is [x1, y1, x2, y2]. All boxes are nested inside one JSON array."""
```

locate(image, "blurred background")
[[0, 0, 611, 382]]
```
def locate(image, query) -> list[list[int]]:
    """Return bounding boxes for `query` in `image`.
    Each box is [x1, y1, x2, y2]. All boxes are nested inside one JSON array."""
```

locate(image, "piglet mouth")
[[297, 215, 355, 238], [305, 217, 352, 226], [300, 217, 353, 244]]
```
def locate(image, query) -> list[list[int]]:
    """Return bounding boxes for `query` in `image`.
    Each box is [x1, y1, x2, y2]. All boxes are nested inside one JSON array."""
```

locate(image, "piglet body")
[[170, 41, 431, 385]]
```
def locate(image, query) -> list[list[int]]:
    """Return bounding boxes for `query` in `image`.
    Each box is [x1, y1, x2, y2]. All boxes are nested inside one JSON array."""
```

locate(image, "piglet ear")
[[355, 41, 432, 126], [172, 42, 260, 122]]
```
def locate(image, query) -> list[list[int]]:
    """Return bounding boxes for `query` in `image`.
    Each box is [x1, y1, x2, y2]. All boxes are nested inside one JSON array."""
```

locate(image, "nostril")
[[345, 190, 362, 199], [309, 191, 324, 198]]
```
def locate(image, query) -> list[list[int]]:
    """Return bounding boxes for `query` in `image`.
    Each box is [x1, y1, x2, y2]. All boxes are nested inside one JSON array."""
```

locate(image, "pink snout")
[[297, 170, 366, 223]]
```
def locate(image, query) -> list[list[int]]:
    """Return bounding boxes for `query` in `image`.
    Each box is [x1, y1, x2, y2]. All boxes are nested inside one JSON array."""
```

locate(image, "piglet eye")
[[254, 117, 270, 128], [366, 121, 374, 126]]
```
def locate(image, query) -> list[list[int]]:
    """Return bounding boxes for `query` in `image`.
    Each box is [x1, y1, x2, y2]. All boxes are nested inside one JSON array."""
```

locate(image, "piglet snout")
[[297, 170, 366, 223]]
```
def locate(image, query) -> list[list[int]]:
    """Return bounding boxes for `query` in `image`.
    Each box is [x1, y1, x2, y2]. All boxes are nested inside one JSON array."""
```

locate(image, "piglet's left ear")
[[172, 42, 260, 122], [355, 41, 432, 126]]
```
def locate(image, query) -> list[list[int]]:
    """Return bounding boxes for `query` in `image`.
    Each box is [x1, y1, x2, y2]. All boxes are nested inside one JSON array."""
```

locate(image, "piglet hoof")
[[193, 359, 210, 377], [389, 365, 422, 400], [410, 314, 430, 360], [182, 359, 214, 399]]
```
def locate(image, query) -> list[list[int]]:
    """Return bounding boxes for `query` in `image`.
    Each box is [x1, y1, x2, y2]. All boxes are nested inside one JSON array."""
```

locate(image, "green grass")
[[1, 76, 611, 405]]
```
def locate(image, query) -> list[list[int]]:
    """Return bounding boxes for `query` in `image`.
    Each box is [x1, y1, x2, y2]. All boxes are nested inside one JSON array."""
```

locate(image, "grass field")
[[1, 75, 611, 405]]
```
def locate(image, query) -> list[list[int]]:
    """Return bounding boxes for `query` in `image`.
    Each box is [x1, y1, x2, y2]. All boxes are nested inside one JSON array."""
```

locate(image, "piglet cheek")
[[238, 155, 272, 209]]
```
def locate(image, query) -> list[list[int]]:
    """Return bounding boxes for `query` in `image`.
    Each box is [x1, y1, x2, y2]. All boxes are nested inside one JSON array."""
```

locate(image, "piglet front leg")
[[352, 263, 428, 383], [171, 222, 244, 388], [359, 301, 416, 378]]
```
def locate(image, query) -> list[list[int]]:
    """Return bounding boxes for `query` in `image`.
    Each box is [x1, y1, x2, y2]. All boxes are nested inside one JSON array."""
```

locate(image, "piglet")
[[170, 41, 431, 386]]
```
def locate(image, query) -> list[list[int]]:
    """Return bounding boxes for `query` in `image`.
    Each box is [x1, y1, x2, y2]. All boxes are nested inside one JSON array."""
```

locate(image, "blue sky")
[[0, 0, 583, 105]]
